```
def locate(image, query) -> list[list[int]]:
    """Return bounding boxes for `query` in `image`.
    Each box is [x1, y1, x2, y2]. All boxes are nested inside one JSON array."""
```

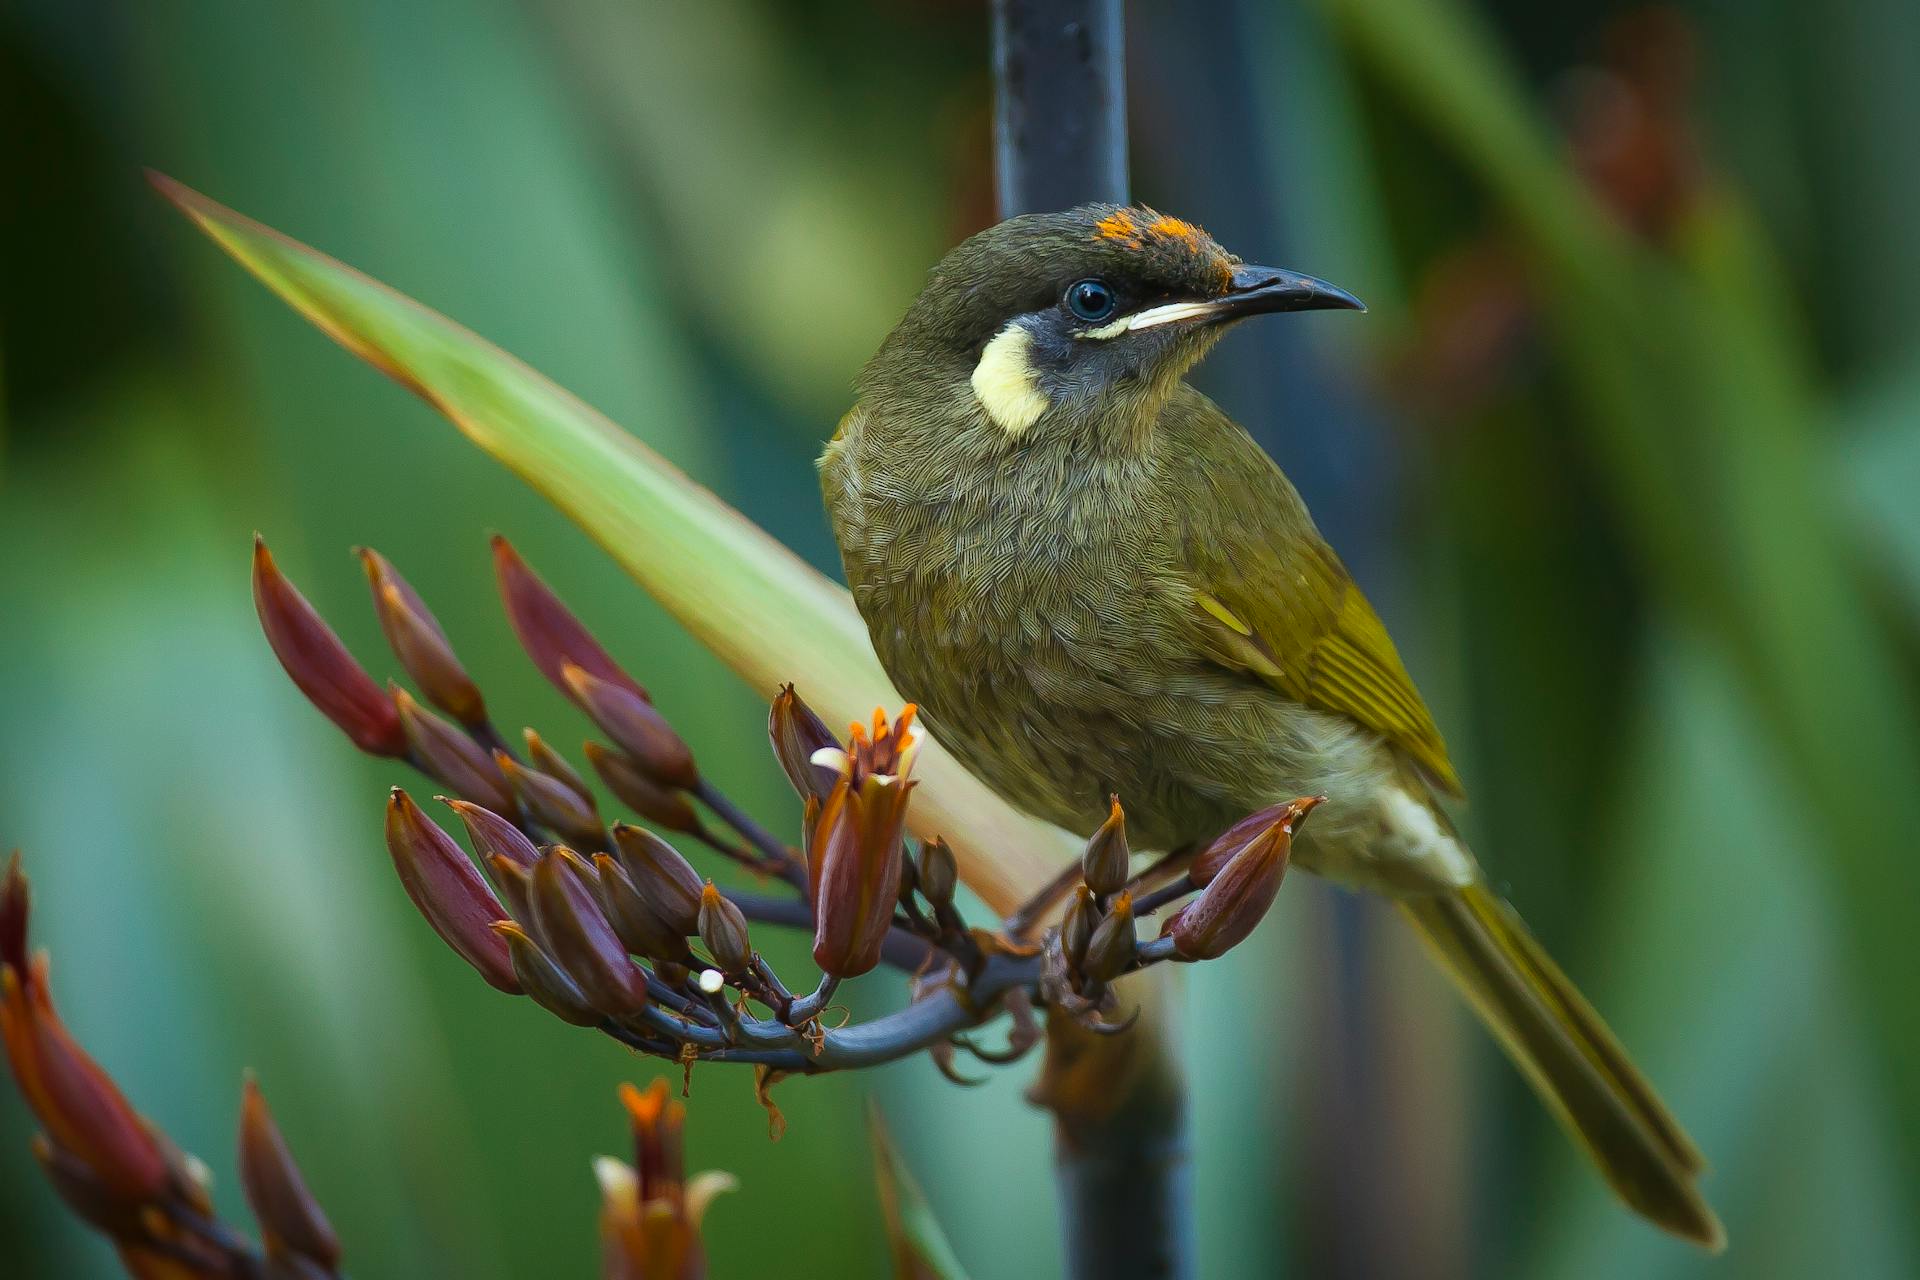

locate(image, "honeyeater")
[[820, 205, 1721, 1248]]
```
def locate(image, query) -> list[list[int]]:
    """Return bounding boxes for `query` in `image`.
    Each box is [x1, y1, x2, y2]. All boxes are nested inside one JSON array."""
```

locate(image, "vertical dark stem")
[[991, 0, 1130, 214], [990, 5, 1194, 1278]]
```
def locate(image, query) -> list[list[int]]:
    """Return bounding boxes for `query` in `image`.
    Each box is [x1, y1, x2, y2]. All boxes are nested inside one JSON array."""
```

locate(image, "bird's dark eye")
[[1065, 278, 1117, 323]]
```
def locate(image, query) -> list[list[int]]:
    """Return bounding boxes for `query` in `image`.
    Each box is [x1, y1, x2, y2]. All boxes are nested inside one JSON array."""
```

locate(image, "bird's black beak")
[[1220, 263, 1366, 316], [1102, 264, 1365, 334]]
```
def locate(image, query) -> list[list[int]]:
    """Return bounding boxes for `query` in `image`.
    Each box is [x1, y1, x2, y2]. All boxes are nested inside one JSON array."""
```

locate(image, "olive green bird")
[[820, 205, 1722, 1248]]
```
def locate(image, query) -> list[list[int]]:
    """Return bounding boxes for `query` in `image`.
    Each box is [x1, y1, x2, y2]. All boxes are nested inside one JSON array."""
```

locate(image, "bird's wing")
[[1192, 553, 1463, 797], [1167, 396, 1464, 797]]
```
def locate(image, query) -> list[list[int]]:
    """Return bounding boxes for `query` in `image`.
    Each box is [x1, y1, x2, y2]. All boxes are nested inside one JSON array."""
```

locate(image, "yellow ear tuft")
[[971, 324, 1049, 437]]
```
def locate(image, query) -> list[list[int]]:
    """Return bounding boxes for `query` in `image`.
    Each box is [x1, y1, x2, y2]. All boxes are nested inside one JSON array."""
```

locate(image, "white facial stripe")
[[1123, 300, 1221, 331], [971, 322, 1050, 436], [1074, 299, 1224, 340]]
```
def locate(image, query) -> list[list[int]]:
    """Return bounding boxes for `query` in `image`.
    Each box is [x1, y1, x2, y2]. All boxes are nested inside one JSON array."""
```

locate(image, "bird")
[[819, 204, 1721, 1248]]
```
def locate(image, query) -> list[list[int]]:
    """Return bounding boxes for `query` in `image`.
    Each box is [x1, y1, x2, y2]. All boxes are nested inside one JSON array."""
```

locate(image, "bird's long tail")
[[1397, 883, 1724, 1249]]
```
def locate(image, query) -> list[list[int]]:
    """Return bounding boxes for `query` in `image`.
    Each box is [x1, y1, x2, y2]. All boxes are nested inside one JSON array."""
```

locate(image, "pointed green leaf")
[[151, 172, 1069, 913], [869, 1104, 973, 1280]]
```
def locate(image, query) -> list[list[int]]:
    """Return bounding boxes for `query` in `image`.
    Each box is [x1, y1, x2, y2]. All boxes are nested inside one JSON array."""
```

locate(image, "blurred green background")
[[4, 1, 1918, 1276]]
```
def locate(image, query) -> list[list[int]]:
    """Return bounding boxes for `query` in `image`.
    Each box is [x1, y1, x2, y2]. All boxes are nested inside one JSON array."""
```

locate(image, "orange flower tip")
[[488, 920, 525, 939], [700, 883, 722, 907], [619, 1077, 671, 1128]]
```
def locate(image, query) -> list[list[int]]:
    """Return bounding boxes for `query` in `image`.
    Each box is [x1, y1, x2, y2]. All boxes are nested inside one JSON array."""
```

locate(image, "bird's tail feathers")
[[1398, 883, 1724, 1250]]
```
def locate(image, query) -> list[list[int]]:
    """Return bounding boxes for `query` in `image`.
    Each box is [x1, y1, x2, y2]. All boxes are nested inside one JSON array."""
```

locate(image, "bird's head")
[[862, 204, 1362, 443]]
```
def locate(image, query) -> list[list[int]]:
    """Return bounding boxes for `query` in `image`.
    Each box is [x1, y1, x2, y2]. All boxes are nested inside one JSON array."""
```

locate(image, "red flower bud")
[[238, 1074, 340, 1269], [32, 1135, 148, 1239], [253, 537, 405, 756], [1168, 797, 1319, 960], [586, 743, 702, 835], [496, 751, 604, 849], [393, 687, 515, 815], [696, 883, 752, 974], [359, 548, 484, 727], [0, 957, 169, 1201], [1, 851, 26, 977], [593, 855, 693, 965], [1191, 798, 1314, 887], [768, 684, 840, 801], [485, 854, 534, 923], [491, 921, 603, 1027], [384, 789, 520, 994], [805, 709, 918, 979], [442, 798, 541, 872], [490, 536, 646, 702], [563, 664, 697, 790], [1060, 885, 1099, 968], [1081, 796, 1130, 896], [524, 728, 595, 803], [1080, 891, 1137, 982], [610, 825, 704, 935], [916, 839, 957, 907], [529, 850, 650, 1016]]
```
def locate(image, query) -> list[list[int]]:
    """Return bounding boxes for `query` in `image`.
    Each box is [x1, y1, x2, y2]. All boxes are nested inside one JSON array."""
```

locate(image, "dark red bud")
[[1081, 891, 1137, 982], [1081, 796, 1130, 896], [359, 548, 484, 727], [1060, 885, 1100, 968], [491, 922, 603, 1026], [383, 789, 520, 993], [524, 728, 595, 803], [563, 664, 697, 790], [1, 851, 27, 977], [484, 854, 533, 922], [497, 752, 604, 849], [393, 687, 514, 814], [768, 684, 840, 801], [0, 959, 170, 1201], [610, 824, 704, 935], [31, 1134, 148, 1238], [586, 743, 702, 835], [1192, 798, 1317, 887], [529, 851, 650, 1016], [806, 775, 910, 979], [442, 798, 541, 872], [238, 1075, 341, 1268], [253, 537, 405, 756], [917, 839, 957, 907], [696, 883, 752, 974], [592, 855, 693, 965], [1169, 797, 1317, 960], [490, 536, 646, 702], [798, 794, 821, 860]]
